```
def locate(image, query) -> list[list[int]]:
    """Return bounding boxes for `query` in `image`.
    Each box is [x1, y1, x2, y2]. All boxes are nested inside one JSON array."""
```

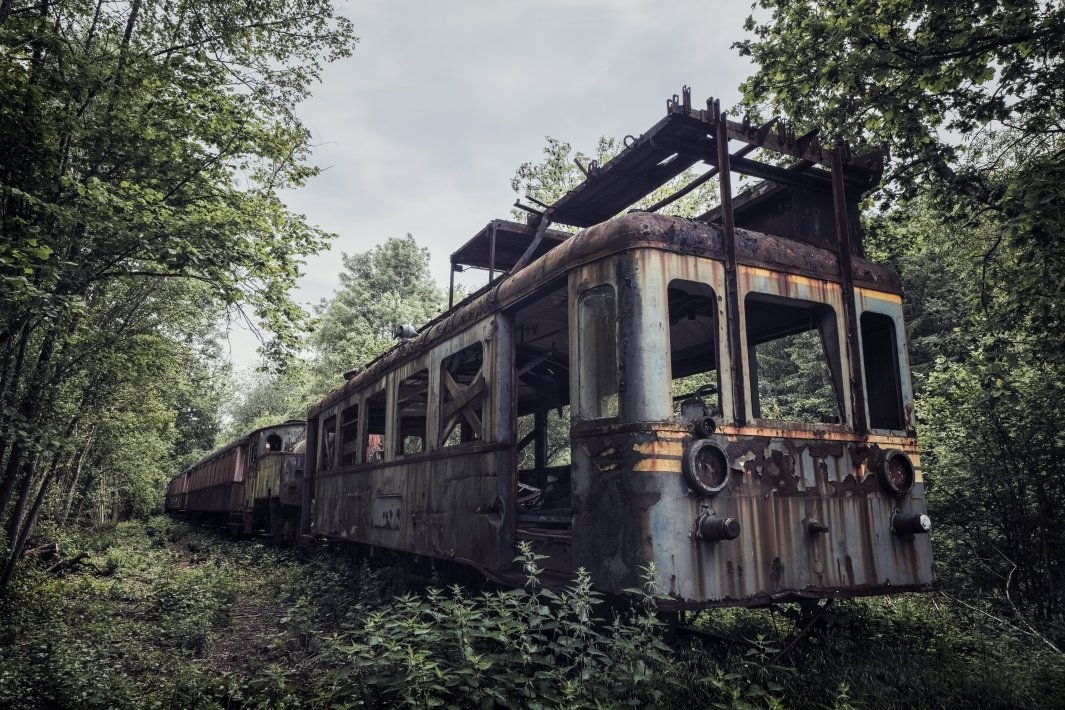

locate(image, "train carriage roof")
[[310, 89, 895, 417], [309, 213, 900, 417], [170, 419, 306, 483]]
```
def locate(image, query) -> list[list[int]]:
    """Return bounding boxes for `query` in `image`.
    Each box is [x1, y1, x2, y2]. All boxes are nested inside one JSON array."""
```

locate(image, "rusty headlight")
[[683, 440, 730, 496], [877, 450, 915, 497]]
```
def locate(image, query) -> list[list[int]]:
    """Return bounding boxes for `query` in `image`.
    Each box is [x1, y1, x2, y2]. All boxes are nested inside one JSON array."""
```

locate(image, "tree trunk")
[[61, 427, 95, 527], [0, 468, 54, 589], [3, 451, 38, 544], [0, 326, 57, 520]]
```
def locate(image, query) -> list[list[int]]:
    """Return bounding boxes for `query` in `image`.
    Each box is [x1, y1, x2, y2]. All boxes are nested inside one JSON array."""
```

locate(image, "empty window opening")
[[577, 285, 619, 420], [514, 282, 573, 521], [668, 280, 720, 417], [339, 400, 359, 466], [319, 414, 337, 471], [266, 433, 283, 452], [397, 369, 429, 455], [861, 311, 905, 430], [441, 343, 485, 447], [745, 294, 845, 423], [365, 390, 387, 462]]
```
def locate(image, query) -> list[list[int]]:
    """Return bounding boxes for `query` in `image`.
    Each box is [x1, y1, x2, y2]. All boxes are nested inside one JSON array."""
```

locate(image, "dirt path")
[[205, 600, 277, 675]]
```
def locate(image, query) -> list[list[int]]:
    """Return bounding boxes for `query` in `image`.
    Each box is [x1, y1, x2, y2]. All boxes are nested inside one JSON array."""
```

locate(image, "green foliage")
[[4, 518, 1065, 707], [319, 547, 685, 708], [0, 0, 355, 584], [221, 363, 312, 444], [738, 0, 1065, 645], [736, 0, 1065, 355], [308, 235, 447, 396], [752, 330, 839, 423], [859, 199, 1065, 639], [696, 595, 1065, 709]]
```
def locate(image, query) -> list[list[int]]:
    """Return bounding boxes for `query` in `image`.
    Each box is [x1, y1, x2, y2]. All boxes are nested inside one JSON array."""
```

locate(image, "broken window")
[[745, 294, 845, 423], [365, 390, 387, 462], [861, 311, 905, 430], [266, 433, 282, 452], [668, 279, 720, 416], [441, 342, 485, 447], [513, 283, 573, 522], [319, 414, 337, 471], [339, 399, 359, 466], [397, 369, 429, 455], [577, 285, 619, 420]]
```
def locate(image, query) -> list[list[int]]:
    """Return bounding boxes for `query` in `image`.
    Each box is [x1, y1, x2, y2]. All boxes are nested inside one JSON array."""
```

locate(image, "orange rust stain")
[[633, 459, 683, 473], [633, 440, 684, 457]]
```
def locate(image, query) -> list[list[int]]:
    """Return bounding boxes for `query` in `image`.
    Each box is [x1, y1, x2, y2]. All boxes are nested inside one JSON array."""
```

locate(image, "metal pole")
[[830, 146, 868, 434], [489, 222, 497, 282], [448, 262, 456, 309], [716, 105, 746, 425]]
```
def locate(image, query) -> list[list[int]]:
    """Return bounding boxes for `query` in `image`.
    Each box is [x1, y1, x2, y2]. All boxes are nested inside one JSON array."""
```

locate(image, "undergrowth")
[[0, 516, 1062, 708]]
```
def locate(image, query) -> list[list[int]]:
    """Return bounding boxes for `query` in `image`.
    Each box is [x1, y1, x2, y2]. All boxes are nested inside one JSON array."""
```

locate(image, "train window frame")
[[396, 368, 430, 456], [667, 278, 722, 418], [860, 310, 906, 431], [440, 340, 486, 449], [576, 284, 620, 422], [364, 387, 388, 463], [339, 396, 360, 466], [318, 411, 338, 471], [742, 292, 847, 425]]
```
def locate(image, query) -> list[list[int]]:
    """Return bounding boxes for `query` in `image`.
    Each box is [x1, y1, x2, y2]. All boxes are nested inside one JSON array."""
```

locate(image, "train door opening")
[[511, 282, 572, 545]]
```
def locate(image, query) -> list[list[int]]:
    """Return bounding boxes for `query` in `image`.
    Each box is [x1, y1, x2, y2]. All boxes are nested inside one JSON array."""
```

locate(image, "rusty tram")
[[165, 421, 306, 543], [298, 90, 934, 608]]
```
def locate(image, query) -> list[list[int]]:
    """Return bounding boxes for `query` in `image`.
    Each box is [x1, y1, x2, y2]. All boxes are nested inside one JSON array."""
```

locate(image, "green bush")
[[314, 544, 764, 709]]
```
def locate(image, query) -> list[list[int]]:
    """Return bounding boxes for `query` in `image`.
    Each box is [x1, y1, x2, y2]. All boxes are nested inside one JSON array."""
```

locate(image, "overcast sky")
[[227, 0, 755, 367]]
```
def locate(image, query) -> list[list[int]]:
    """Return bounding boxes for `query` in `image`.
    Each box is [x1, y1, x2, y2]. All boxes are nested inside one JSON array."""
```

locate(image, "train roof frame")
[[309, 213, 898, 417]]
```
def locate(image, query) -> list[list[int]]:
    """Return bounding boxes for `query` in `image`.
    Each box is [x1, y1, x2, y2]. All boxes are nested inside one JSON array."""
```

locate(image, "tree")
[[220, 363, 311, 443], [0, 0, 356, 587], [735, 0, 1065, 640], [735, 0, 1065, 353], [308, 235, 447, 397]]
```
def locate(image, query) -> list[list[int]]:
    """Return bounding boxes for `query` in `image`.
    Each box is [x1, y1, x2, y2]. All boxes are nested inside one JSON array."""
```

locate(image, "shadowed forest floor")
[[0, 517, 1063, 708]]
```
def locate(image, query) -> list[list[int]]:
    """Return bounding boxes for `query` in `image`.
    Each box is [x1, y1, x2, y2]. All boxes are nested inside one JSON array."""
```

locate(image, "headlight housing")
[[683, 439, 730, 496], [877, 449, 915, 496]]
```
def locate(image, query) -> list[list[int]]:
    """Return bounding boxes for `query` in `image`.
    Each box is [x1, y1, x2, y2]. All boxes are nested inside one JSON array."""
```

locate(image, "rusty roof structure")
[[449, 86, 886, 291], [442, 86, 887, 434]]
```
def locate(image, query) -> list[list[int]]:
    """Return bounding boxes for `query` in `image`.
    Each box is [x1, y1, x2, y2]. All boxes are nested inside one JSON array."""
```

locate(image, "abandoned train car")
[[166, 421, 306, 542], [300, 90, 934, 608]]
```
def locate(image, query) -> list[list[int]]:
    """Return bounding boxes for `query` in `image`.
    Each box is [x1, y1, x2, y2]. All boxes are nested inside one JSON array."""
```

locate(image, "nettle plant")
[[319, 544, 683, 709]]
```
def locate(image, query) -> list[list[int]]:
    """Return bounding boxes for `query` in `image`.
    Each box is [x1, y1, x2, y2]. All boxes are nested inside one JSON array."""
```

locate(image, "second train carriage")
[[299, 91, 935, 608], [166, 421, 306, 541]]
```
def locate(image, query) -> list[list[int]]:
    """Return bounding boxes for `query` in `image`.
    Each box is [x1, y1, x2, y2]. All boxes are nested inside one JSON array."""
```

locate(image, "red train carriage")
[[166, 421, 305, 541]]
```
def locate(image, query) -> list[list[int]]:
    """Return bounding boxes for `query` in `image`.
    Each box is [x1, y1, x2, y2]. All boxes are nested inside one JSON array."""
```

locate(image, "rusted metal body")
[[302, 89, 933, 607], [166, 421, 305, 538], [305, 212, 933, 605]]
